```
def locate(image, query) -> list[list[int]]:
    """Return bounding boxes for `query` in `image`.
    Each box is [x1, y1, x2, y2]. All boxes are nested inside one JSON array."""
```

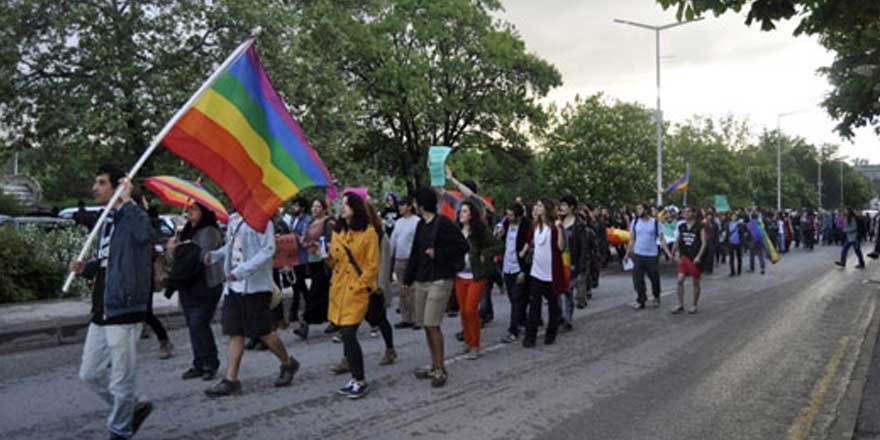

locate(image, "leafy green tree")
[[300, 0, 562, 192], [655, 0, 880, 139], [539, 94, 657, 206]]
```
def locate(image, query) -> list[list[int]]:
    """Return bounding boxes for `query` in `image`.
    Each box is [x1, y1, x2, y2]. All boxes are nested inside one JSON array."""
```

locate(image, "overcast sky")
[[498, 0, 880, 164]]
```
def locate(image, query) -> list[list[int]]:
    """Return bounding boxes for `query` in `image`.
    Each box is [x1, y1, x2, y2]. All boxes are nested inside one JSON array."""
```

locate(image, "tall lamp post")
[[614, 17, 703, 207]]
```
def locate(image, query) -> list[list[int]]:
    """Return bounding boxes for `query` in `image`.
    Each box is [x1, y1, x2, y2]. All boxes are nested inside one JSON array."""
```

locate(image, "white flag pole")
[[62, 27, 263, 293]]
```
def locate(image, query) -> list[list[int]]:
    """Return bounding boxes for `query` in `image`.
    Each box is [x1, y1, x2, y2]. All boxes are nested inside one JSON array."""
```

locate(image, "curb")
[[829, 289, 880, 440], [0, 303, 186, 354]]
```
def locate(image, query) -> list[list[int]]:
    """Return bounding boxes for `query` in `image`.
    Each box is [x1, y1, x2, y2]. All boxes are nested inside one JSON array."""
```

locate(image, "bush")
[[0, 224, 90, 303]]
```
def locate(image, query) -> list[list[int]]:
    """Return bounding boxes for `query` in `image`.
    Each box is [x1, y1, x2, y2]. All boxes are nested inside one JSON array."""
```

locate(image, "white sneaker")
[[337, 379, 356, 396], [466, 347, 480, 360]]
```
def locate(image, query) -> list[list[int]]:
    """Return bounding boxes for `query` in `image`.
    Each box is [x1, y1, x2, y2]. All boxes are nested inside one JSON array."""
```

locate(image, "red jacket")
[[528, 222, 566, 295]]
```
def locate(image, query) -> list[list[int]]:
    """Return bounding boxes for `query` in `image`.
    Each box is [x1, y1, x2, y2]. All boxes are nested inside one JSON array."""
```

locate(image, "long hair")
[[339, 193, 369, 232], [535, 198, 557, 230], [457, 200, 488, 242], [366, 200, 384, 237], [179, 202, 219, 241]]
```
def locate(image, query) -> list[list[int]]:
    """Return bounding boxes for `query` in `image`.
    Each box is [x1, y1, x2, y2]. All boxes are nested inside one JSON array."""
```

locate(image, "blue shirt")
[[632, 218, 659, 257], [728, 221, 741, 245]]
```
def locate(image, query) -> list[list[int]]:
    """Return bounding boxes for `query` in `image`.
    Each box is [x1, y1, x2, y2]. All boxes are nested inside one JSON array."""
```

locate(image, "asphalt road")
[[0, 245, 877, 440]]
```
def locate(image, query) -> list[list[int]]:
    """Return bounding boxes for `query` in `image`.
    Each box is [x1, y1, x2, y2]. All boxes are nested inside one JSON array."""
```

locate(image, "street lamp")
[[614, 17, 704, 206], [839, 155, 849, 208]]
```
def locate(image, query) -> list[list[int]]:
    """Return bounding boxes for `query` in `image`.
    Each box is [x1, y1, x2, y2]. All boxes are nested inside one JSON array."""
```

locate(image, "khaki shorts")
[[413, 279, 454, 327]]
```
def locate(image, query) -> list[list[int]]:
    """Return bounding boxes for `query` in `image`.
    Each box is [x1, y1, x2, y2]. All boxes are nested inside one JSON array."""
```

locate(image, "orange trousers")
[[454, 277, 486, 348]]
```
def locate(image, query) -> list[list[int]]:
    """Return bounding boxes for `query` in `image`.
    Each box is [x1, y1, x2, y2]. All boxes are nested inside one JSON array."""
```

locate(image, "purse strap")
[[342, 244, 362, 277]]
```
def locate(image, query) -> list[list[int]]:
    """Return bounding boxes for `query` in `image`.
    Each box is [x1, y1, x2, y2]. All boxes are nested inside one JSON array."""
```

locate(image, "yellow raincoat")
[[327, 227, 380, 326]]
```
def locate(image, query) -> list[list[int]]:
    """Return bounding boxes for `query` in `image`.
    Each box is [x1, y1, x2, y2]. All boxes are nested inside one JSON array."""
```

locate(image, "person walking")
[[454, 200, 502, 360], [500, 202, 532, 344], [287, 197, 312, 328], [724, 212, 745, 277], [558, 194, 592, 330], [748, 212, 767, 275], [835, 208, 866, 269], [164, 202, 224, 381], [404, 188, 469, 387], [672, 206, 707, 315], [204, 214, 301, 397], [521, 199, 566, 348], [294, 199, 335, 339], [71, 165, 154, 440], [624, 203, 673, 310], [326, 193, 381, 399], [390, 196, 420, 329]]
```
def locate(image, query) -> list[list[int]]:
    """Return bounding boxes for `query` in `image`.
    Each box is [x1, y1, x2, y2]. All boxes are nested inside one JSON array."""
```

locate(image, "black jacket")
[[404, 214, 468, 284]]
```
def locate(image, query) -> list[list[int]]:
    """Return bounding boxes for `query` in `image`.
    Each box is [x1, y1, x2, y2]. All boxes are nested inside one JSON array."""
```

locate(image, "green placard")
[[715, 195, 730, 212], [428, 146, 452, 187]]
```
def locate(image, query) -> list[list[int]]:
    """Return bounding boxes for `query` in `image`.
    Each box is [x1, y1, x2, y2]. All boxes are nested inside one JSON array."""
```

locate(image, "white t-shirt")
[[530, 225, 553, 282], [503, 223, 521, 274], [229, 228, 246, 293], [390, 215, 420, 260]]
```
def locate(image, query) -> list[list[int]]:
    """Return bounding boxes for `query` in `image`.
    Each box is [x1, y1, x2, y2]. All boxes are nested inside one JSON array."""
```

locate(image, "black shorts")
[[221, 291, 272, 338]]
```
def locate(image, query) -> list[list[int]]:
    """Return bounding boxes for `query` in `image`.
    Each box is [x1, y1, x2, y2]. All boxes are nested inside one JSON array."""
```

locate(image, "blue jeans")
[[79, 323, 141, 438], [841, 241, 865, 267], [182, 288, 221, 371]]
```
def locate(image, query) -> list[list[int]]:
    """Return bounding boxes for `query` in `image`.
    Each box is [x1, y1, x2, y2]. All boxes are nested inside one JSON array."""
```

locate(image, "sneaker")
[[414, 366, 432, 380], [430, 368, 448, 388], [379, 348, 398, 366], [559, 322, 573, 333], [331, 335, 342, 343], [857, 264, 866, 269], [293, 325, 309, 340], [761, 270, 766, 275], [501, 333, 518, 344], [324, 323, 340, 334], [630, 302, 646, 310], [650, 298, 661, 309], [274, 356, 300, 387], [835, 261, 844, 268], [455, 332, 465, 342], [181, 368, 203, 380], [394, 322, 414, 329], [522, 337, 536, 348], [205, 378, 242, 397], [576, 299, 588, 309], [369, 327, 379, 338], [544, 336, 556, 346], [670, 306, 685, 315], [337, 379, 356, 396], [347, 380, 369, 399], [466, 347, 479, 360], [158, 340, 174, 360], [131, 400, 153, 435], [687, 307, 698, 315], [202, 369, 217, 381], [331, 358, 350, 375]]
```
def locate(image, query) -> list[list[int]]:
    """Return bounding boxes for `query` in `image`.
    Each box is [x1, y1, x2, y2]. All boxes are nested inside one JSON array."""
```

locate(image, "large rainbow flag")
[[664, 169, 689, 193], [749, 219, 780, 264], [162, 45, 333, 232]]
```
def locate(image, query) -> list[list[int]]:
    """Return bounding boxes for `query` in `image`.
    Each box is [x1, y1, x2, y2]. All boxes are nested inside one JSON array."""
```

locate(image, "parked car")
[[0, 215, 75, 230]]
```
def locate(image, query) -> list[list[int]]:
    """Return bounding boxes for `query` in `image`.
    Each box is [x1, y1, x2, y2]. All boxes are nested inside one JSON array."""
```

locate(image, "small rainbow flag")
[[664, 169, 689, 193], [162, 45, 333, 232], [749, 219, 780, 264]]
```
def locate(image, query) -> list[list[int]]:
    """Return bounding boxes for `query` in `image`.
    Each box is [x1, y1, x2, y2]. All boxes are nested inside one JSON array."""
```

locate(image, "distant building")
[[854, 164, 880, 210]]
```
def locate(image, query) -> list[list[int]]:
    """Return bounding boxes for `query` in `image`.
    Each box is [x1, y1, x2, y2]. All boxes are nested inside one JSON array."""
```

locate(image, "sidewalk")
[[0, 292, 182, 353]]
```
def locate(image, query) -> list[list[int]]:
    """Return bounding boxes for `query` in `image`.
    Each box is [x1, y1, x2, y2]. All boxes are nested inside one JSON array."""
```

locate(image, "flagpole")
[[62, 28, 263, 293], [683, 162, 689, 206]]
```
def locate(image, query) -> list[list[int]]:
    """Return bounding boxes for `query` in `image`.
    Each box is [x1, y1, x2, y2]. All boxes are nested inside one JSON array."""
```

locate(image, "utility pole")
[[614, 17, 703, 207]]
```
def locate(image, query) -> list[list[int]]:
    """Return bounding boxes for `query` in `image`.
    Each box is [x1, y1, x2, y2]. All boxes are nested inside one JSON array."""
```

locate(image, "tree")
[[539, 94, 657, 206], [655, 0, 880, 139], [299, 0, 562, 193]]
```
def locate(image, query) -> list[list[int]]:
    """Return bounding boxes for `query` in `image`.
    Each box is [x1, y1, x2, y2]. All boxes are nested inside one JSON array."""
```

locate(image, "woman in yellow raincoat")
[[326, 192, 379, 399]]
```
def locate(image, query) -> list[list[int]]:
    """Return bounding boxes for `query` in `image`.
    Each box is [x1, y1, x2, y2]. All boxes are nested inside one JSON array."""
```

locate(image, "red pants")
[[454, 277, 486, 348]]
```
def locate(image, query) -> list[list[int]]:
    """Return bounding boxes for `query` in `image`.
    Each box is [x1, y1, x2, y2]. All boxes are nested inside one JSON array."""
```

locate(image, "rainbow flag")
[[162, 45, 333, 232], [749, 219, 780, 264], [664, 169, 689, 193]]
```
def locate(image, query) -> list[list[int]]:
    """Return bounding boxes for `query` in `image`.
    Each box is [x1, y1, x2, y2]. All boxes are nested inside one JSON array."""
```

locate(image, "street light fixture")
[[614, 17, 704, 206]]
